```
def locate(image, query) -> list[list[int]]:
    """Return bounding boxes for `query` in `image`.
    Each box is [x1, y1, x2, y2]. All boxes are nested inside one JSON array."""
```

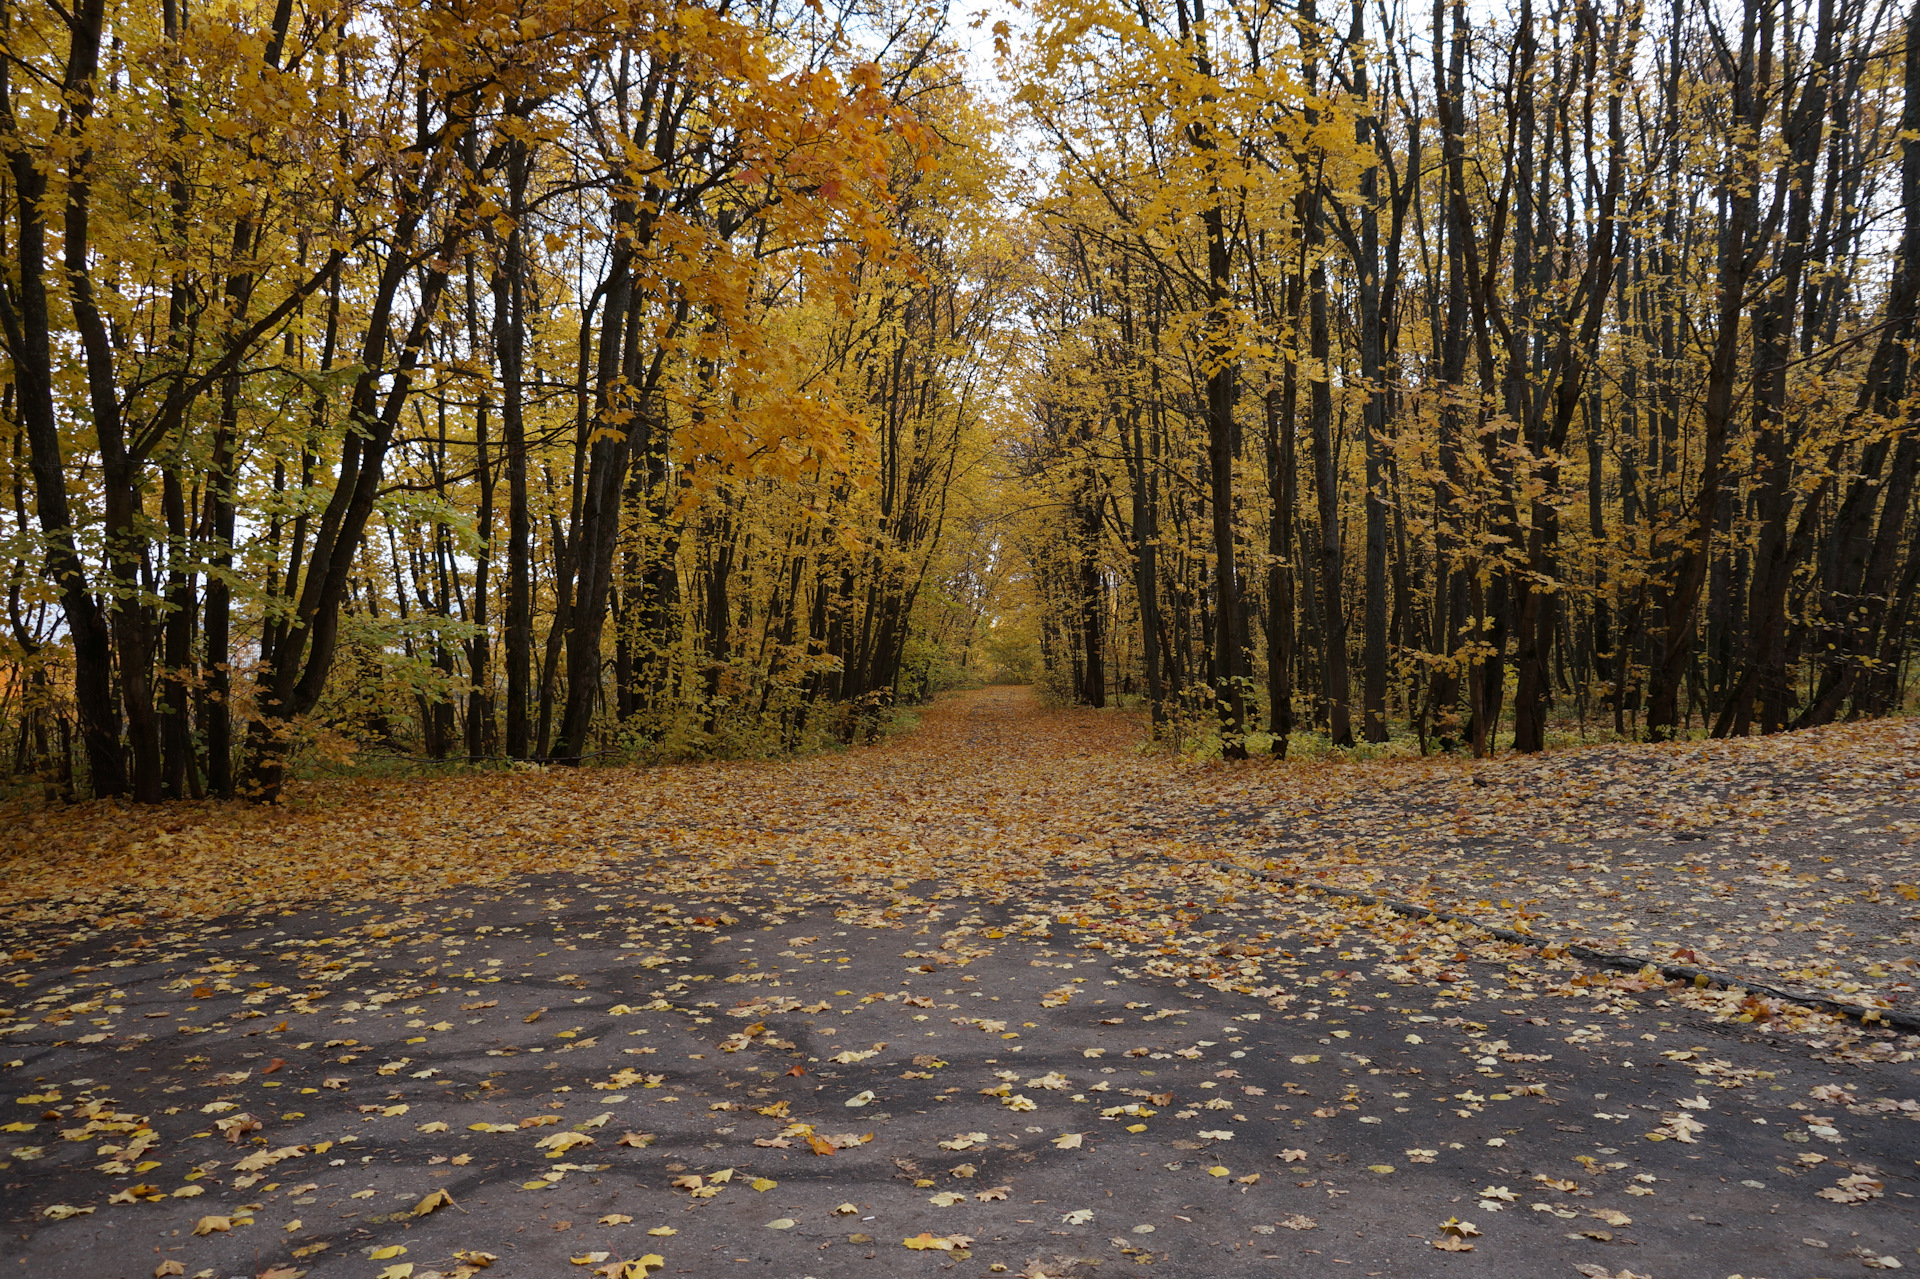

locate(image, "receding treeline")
[[1008, 0, 1920, 755], [0, 0, 1015, 802]]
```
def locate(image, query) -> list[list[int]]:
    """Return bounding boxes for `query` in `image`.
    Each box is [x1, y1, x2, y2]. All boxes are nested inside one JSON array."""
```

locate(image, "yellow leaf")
[[191, 1215, 231, 1235], [751, 1177, 777, 1192], [646, 1226, 677, 1236], [570, 1252, 610, 1265], [376, 1266, 415, 1279], [370, 1245, 408, 1259], [411, 1188, 453, 1216], [599, 1213, 634, 1225]]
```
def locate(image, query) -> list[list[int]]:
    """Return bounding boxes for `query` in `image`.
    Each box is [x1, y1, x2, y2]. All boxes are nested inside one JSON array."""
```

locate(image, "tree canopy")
[[2, 0, 1917, 800]]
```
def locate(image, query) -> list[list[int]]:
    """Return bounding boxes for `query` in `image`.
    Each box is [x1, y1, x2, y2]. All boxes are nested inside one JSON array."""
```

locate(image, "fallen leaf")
[[412, 1188, 454, 1216]]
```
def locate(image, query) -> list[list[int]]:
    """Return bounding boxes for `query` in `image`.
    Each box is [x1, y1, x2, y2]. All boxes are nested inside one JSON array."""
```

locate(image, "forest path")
[[1, 689, 1918, 1279], [5, 685, 1915, 1027]]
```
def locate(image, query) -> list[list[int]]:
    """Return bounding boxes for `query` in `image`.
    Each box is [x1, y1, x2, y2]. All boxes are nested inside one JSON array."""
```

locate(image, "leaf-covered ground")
[[2, 688, 1916, 1279]]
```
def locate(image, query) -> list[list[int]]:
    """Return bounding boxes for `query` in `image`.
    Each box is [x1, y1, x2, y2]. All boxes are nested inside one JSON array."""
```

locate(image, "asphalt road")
[[4, 863, 1916, 1279]]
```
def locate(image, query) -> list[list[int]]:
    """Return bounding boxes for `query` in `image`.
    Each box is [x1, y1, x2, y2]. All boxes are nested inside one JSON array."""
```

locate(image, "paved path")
[[2, 689, 1916, 1279]]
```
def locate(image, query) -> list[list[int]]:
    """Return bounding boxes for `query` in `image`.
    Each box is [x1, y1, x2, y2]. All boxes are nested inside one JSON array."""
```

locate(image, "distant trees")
[[1009, 0, 1920, 752]]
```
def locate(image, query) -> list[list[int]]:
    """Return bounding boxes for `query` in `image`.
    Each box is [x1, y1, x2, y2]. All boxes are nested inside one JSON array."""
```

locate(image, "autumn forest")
[[3, 0, 1918, 803]]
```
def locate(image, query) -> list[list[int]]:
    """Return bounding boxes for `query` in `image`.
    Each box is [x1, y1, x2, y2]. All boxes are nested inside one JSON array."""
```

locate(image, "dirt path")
[[3, 688, 1917, 1279]]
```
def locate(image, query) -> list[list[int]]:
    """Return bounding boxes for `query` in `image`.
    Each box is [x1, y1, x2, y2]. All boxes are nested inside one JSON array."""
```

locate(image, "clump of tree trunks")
[[0, 0, 1012, 801], [1010, 0, 1920, 755]]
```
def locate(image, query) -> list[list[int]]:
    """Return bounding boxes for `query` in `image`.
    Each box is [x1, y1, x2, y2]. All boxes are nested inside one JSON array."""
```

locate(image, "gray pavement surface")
[[4, 870, 1917, 1279]]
